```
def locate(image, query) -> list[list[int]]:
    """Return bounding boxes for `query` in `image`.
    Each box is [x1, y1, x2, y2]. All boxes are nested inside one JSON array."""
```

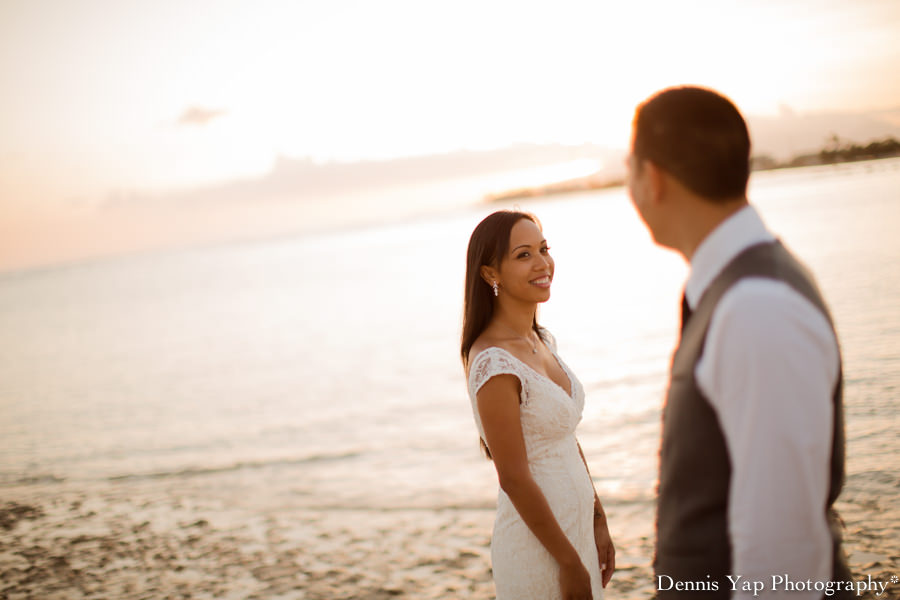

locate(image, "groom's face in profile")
[[626, 139, 671, 250], [626, 147, 655, 239]]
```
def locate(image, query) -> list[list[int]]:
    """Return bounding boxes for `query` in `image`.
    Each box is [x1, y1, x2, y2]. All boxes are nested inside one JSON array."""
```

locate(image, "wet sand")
[[1, 474, 897, 599]]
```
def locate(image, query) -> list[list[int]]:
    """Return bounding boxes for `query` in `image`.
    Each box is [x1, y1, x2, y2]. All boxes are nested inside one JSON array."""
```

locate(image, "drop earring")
[[492, 281, 499, 297]]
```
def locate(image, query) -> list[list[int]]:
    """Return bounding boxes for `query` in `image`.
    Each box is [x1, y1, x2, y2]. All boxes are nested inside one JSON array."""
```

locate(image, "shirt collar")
[[684, 204, 775, 309]]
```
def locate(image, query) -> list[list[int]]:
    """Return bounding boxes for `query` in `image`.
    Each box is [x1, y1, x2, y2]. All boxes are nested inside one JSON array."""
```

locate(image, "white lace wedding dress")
[[467, 334, 603, 599]]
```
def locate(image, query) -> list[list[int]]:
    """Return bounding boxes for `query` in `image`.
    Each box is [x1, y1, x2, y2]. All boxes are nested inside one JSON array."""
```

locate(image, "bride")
[[461, 210, 615, 600]]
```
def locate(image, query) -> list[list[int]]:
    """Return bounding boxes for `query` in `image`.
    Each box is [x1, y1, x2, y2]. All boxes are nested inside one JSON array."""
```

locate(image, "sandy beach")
[[1, 470, 897, 600]]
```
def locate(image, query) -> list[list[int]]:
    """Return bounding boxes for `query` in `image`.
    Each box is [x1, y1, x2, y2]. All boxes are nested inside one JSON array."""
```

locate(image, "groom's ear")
[[645, 160, 667, 204]]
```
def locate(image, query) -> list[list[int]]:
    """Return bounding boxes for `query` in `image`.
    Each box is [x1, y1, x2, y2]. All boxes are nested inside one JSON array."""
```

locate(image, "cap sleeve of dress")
[[466, 347, 529, 444], [467, 347, 525, 398]]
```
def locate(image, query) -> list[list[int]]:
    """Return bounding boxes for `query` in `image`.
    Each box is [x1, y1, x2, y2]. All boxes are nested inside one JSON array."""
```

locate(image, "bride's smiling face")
[[494, 218, 554, 303]]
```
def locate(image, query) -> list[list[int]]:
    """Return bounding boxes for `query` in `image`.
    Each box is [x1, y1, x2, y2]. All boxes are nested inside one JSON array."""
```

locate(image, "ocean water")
[[1, 158, 898, 515]]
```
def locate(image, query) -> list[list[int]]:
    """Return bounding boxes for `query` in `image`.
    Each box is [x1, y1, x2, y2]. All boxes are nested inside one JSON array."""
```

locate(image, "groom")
[[626, 86, 852, 599]]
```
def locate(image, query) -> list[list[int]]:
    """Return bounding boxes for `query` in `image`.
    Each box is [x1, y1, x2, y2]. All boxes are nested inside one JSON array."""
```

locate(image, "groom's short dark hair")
[[633, 86, 751, 201]]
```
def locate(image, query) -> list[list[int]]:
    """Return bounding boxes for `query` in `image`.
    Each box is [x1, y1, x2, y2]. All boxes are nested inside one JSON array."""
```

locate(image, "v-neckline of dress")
[[484, 346, 575, 400]]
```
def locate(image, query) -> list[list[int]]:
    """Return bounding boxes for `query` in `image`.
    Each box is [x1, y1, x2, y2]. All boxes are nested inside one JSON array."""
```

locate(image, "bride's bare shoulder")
[[467, 331, 508, 367], [467, 338, 493, 367]]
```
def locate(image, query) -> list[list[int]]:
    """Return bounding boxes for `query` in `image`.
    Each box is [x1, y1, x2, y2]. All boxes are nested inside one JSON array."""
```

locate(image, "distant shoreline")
[[485, 172, 626, 203], [751, 135, 900, 171], [487, 136, 900, 203]]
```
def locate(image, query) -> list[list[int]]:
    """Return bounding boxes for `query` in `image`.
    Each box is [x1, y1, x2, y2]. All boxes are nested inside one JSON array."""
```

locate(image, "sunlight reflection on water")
[[0, 158, 897, 512]]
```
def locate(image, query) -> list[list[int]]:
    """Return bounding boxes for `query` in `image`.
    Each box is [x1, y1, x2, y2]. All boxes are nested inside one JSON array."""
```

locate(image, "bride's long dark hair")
[[461, 210, 544, 369]]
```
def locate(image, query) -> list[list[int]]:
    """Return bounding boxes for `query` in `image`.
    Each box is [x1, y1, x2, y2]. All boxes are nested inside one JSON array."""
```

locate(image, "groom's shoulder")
[[710, 278, 836, 351]]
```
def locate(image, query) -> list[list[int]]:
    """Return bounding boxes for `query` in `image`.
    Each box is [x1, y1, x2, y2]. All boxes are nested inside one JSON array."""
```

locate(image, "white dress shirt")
[[685, 205, 839, 600]]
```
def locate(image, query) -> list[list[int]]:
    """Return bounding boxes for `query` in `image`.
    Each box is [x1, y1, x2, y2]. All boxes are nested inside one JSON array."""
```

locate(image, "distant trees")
[[751, 135, 900, 171], [818, 135, 900, 164]]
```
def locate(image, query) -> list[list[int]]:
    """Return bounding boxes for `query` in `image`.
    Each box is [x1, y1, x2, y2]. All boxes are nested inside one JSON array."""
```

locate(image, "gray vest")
[[655, 240, 851, 599]]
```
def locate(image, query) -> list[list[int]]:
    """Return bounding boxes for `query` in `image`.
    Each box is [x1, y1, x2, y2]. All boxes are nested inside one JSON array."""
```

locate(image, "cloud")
[[778, 103, 795, 118], [176, 106, 227, 127], [136, 143, 622, 209]]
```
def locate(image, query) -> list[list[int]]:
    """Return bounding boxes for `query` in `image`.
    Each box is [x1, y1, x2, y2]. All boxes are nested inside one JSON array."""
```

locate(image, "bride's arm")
[[577, 441, 616, 587], [478, 374, 593, 599]]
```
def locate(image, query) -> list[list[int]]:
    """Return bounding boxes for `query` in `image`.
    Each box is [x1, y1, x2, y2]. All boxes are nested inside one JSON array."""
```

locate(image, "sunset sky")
[[1, 0, 899, 269]]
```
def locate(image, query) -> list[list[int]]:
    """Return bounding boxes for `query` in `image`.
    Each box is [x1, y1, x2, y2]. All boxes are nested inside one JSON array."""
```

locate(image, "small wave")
[[0, 474, 66, 487], [846, 469, 900, 488], [106, 451, 363, 483], [291, 501, 498, 512], [281, 494, 655, 513]]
